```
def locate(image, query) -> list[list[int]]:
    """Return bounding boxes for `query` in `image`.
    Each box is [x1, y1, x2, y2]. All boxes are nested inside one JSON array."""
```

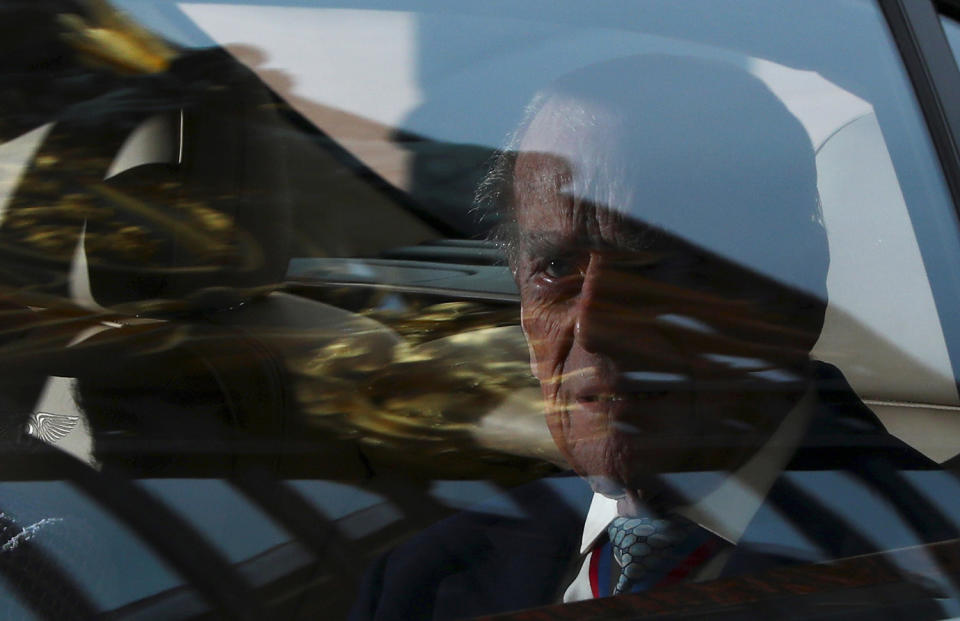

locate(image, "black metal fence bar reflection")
[[0, 507, 98, 620], [16, 438, 267, 620]]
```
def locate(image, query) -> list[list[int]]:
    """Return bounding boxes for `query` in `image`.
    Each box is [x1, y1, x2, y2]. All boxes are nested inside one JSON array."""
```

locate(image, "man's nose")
[[573, 254, 627, 354]]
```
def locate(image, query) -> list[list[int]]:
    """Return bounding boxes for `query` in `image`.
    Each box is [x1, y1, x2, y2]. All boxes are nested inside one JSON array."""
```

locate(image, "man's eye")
[[543, 257, 581, 279]]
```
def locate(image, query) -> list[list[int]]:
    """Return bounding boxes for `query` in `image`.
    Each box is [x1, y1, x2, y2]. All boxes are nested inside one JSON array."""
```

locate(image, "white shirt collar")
[[578, 386, 816, 553]]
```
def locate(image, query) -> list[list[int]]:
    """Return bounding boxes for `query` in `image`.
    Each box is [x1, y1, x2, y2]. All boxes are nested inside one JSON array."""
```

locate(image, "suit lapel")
[[432, 474, 593, 619]]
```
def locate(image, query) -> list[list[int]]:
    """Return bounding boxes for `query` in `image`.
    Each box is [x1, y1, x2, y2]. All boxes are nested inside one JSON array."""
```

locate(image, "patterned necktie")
[[606, 515, 713, 595]]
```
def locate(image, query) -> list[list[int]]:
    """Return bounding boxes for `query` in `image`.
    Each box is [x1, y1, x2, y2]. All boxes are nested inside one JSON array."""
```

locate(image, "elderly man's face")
[[511, 97, 806, 499]]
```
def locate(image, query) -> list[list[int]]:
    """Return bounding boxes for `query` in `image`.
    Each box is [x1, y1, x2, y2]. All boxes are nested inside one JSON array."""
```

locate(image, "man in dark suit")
[[351, 55, 960, 619]]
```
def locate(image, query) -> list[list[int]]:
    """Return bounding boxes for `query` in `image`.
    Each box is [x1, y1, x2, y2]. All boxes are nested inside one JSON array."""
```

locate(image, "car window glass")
[[5, 1, 960, 618]]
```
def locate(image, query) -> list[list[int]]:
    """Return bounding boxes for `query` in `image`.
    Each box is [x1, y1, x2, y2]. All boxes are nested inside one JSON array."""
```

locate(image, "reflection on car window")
[[5, 1, 960, 619]]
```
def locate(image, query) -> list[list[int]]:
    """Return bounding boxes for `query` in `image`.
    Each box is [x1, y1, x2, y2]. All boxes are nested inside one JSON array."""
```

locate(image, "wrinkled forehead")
[[513, 90, 791, 224], [516, 95, 614, 167], [514, 95, 616, 204], [509, 88, 826, 297], [513, 96, 626, 235]]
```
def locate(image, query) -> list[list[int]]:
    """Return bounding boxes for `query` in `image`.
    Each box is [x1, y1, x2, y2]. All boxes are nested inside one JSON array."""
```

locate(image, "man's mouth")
[[569, 381, 681, 431], [571, 371, 693, 407], [574, 388, 674, 417], [580, 393, 627, 403], [577, 391, 668, 404]]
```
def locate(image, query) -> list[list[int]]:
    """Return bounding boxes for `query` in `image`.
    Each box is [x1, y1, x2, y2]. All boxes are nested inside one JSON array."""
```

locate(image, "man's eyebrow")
[[515, 227, 661, 257], [516, 232, 587, 257]]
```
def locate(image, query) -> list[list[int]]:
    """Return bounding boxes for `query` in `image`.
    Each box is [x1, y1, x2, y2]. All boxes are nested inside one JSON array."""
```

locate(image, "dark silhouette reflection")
[[0, 2, 292, 308]]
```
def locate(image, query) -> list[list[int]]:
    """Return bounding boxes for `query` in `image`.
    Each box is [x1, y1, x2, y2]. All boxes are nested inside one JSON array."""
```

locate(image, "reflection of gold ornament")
[[0, 291, 559, 480], [109, 225, 160, 260], [0, 156, 253, 272], [22, 226, 79, 254], [289, 301, 558, 476], [58, 0, 178, 75]]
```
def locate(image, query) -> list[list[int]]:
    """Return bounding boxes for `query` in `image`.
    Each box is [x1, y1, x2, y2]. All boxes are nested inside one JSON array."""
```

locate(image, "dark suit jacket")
[[350, 364, 959, 620]]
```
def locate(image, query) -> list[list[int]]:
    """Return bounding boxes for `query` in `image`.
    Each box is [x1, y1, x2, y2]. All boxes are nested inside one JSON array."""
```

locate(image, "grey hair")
[[473, 92, 549, 265], [474, 88, 649, 267]]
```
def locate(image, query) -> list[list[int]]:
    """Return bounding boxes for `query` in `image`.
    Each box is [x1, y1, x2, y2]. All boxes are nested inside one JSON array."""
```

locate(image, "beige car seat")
[[813, 113, 960, 462]]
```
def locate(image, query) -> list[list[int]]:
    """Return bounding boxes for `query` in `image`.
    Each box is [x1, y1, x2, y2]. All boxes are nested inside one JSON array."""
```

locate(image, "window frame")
[[878, 0, 960, 398]]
